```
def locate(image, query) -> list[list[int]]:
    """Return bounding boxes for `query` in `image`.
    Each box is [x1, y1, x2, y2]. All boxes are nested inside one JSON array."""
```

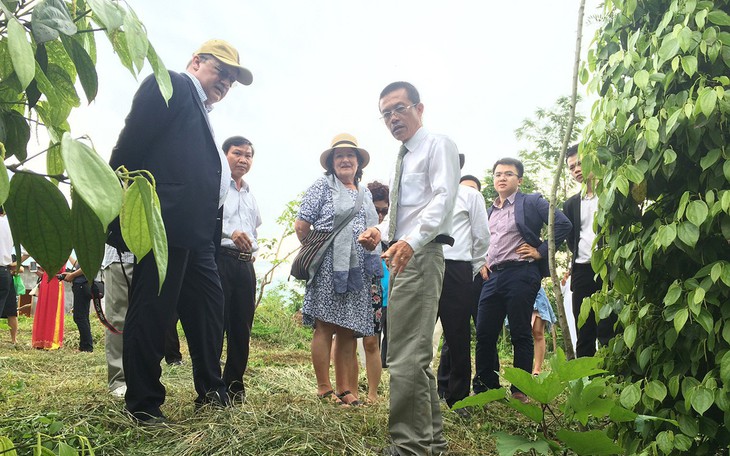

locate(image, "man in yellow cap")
[[109, 39, 252, 425]]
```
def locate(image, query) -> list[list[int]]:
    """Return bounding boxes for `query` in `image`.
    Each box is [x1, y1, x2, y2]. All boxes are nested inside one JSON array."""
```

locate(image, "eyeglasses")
[[211, 63, 237, 85], [375, 207, 389, 215], [493, 171, 519, 178], [380, 104, 417, 121]]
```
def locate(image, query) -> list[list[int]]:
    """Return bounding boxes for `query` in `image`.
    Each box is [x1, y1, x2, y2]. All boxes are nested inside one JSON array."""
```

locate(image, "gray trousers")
[[387, 243, 447, 456], [102, 262, 132, 391]]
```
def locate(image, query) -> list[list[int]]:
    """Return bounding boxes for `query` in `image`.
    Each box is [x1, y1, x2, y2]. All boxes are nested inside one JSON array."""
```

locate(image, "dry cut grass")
[[0, 304, 536, 455]]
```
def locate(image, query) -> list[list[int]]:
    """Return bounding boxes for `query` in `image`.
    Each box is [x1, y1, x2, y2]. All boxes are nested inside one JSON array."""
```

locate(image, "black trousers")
[[216, 253, 256, 394], [434, 260, 474, 407], [164, 315, 183, 364], [72, 281, 93, 352], [439, 273, 482, 399], [0, 267, 11, 318], [571, 263, 616, 357], [474, 262, 541, 394], [123, 243, 226, 419]]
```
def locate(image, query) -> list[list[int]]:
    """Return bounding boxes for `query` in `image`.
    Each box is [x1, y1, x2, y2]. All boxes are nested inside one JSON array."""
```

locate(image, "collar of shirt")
[[403, 126, 428, 152], [494, 191, 517, 209], [230, 177, 249, 192], [183, 71, 213, 113]]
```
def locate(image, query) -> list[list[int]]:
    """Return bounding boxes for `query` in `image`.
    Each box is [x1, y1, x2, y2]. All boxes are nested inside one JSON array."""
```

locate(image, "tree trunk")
[[548, 0, 586, 360]]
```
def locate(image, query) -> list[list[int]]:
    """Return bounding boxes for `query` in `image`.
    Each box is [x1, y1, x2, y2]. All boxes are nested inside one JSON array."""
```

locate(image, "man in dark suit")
[[474, 157, 571, 403], [564, 145, 616, 357], [109, 39, 253, 424]]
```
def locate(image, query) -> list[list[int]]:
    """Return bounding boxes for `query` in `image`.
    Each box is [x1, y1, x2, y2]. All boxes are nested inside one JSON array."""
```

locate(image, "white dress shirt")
[[0, 215, 14, 266], [443, 185, 490, 275], [183, 71, 229, 208], [576, 195, 598, 264], [101, 244, 135, 268], [221, 178, 261, 256], [377, 127, 460, 252]]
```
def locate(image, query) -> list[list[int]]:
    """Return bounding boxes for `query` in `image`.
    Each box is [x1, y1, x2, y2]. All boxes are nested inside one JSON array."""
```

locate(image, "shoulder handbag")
[[291, 188, 364, 283]]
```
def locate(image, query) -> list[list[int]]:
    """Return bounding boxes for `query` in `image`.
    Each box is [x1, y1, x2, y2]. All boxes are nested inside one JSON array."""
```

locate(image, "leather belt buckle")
[[238, 252, 252, 262]]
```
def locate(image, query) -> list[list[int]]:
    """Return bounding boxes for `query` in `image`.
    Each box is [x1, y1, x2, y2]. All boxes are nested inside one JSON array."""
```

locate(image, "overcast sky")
[[49, 0, 603, 243]]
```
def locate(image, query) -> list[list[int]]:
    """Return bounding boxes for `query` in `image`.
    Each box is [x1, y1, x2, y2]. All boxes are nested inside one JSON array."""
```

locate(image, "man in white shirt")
[[436, 168, 489, 412], [359, 81, 460, 456], [217, 136, 261, 404], [564, 145, 615, 356]]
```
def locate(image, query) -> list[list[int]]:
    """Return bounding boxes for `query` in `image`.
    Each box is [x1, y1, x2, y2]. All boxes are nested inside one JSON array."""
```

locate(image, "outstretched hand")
[[357, 227, 381, 251]]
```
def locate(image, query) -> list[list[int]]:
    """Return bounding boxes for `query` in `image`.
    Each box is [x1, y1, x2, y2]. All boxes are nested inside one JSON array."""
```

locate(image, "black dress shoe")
[[128, 411, 169, 427], [194, 390, 231, 411]]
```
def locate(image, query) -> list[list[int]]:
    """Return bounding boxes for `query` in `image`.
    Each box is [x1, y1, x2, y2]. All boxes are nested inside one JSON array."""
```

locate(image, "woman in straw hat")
[[294, 133, 383, 406]]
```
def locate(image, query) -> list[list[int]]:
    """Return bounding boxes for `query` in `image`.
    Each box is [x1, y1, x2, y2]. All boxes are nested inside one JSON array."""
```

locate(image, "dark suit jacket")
[[110, 71, 223, 250], [488, 192, 572, 277]]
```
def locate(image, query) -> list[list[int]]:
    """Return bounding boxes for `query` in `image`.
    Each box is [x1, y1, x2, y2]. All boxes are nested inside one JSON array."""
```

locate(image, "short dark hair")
[[367, 181, 389, 203], [222, 136, 254, 156], [565, 144, 579, 161], [379, 81, 420, 105], [324, 149, 364, 185], [460, 175, 481, 191], [492, 157, 524, 177]]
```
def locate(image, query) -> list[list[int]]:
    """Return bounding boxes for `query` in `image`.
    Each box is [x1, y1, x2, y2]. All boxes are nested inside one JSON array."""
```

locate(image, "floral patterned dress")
[[298, 177, 375, 336]]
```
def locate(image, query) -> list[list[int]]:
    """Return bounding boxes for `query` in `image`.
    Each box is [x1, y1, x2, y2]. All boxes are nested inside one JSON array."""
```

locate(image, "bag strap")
[[303, 187, 365, 285]]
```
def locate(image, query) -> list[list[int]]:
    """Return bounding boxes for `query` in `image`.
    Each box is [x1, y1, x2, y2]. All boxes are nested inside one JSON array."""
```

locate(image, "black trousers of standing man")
[[216, 248, 257, 398], [571, 263, 616, 357], [123, 242, 227, 421], [435, 260, 474, 407], [474, 262, 541, 394]]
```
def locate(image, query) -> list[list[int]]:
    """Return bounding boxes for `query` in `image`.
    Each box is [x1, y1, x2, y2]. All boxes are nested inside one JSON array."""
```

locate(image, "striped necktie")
[[388, 144, 408, 240]]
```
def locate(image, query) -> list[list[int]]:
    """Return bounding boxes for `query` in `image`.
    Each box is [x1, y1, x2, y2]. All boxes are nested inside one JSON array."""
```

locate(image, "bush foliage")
[[582, 0, 730, 453]]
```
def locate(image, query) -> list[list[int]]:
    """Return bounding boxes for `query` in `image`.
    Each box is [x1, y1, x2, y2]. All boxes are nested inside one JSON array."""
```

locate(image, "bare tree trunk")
[[255, 230, 300, 307], [548, 0, 586, 360]]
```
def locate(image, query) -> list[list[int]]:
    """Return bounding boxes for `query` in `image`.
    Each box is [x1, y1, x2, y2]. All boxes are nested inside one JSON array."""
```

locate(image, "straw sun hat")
[[319, 133, 370, 170]]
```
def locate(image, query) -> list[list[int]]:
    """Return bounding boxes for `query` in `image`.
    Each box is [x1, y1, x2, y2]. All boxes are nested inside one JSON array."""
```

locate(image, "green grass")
[[0, 299, 540, 455]]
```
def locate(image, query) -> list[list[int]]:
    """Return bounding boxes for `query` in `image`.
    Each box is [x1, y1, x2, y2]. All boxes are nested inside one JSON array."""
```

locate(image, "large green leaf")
[[452, 388, 506, 409], [139, 178, 168, 291], [619, 382, 641, 408], [0, 110, 30, 161], [494, 432, 551, 456], [708, 10, 730, 26], [646, 380, 668, 402], [614, 270, 634, 294], [146, 43, 172, 105], [557, 429, 623, 456], [677, 221, 700, 247], [720, 351, 730, 384], [503, 367, 564, 404], [6, 14, 35, 90], [87, 0, 123, 31], [70, 190, 105, 282], [505, 397, 543, 423], [691, 387, 714, 415], [122, 7, 148, 73], [686, 200, 709, 226], [674, 308, 689, 333], [60, 133, 122, 229], [658, 36, 680, 63], [4, 173, 72, 275], [31, 0, 77, 44], [0, 150, 9, 205], [120, 178, 151, 259], [60, 35, 98, 103]]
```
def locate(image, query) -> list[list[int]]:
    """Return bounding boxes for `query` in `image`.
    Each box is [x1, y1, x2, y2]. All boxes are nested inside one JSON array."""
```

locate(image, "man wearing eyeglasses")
[[358, 81, 459, 456], [110, 39, 253, 425], [473, 158, 571, 404]]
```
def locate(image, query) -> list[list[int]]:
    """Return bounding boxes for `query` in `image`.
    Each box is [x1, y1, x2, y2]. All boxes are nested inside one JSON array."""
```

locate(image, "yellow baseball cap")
[[195, 39, 253, 85]]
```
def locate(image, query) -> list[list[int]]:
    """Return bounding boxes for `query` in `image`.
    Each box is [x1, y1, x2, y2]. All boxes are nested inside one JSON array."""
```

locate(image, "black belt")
[[0, 265, 8, 270], [431, 234, 454, 246], [389, 234, 454, 248], [220, 248, 253, 262], [491, 260, 530, 271]]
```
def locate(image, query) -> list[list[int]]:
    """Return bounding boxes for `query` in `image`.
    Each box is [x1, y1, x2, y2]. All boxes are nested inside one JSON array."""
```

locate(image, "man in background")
[[474, 158, 571, 403], [217, 135, 261, 403], [564, 145, 615, 356]]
